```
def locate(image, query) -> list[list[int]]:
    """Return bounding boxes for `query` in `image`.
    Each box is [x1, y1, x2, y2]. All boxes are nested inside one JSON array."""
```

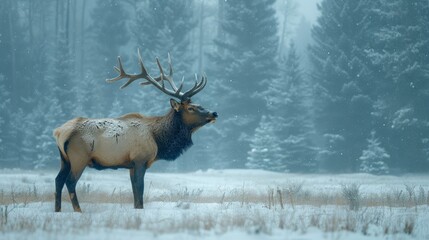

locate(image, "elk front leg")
[[130, 163, 147, 209], [130, 168, 137, 207]]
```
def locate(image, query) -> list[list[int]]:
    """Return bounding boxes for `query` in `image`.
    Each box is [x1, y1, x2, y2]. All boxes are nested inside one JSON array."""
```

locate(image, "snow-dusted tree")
[[367, 0, 429, 171], [278, 42, 316, 172], [255, 42, 316, 172], [0, 0, 26, 109], [309, 0, 375, 172], [210, 0, 279, 167], [89, 0, 129, 72], [6, 27, 73, 168], [359, 131, 389, 175], [8, 104, 55, 169], [25, 63, 67, 169], [256, 42, 316, 172], [7, 109, 26, 167], [0, 74, 10, 158], [87, 0, 129, 116], [35, 95, 66, 169], [132, 0, 195, 76], [26, 28, 73, 168], [48, 29, 75, 119], [246, 115, 285, 172]]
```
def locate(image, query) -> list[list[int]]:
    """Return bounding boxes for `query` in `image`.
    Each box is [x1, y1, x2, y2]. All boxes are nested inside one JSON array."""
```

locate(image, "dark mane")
[[151, 110, 193, 161]]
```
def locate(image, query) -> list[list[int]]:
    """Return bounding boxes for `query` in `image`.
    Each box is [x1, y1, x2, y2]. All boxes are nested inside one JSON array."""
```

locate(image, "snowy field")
[[0, 169, 428, 240]]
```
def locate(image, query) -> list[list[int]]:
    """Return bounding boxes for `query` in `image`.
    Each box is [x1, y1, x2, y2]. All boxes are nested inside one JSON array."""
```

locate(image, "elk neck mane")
[[151, 109, 193, 161]]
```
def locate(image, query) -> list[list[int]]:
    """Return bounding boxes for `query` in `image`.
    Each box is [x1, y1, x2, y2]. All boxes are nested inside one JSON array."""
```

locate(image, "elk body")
[[53, 50, 217, 212]]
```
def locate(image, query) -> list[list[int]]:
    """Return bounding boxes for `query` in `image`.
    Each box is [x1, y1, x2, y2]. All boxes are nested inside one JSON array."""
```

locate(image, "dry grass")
[[0, 181, 427, 209], [0, 181, 427, 237]]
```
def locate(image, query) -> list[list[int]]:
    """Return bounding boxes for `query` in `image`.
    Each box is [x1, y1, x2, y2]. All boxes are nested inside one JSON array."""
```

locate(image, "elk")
[[53, 50, 217, 212]]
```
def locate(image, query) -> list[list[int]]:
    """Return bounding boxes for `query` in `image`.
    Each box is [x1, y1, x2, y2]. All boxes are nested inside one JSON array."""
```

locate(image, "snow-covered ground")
[[1, 169, 428, 239]]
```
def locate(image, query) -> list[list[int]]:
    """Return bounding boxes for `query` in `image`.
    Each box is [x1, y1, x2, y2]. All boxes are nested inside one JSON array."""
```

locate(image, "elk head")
[[106, 49, 217, 130]]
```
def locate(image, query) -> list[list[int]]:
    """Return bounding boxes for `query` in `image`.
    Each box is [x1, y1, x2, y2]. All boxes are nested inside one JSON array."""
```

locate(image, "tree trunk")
[[198, 0, 205, 74], [71, 0, 76, 55], [80, 0, 86, 80], [55, 0, 59, 39], [216, 0, 225, 54], [28, 0, 33, 45], [8, 0, 16, 98], [278, 0, 297, 59], [65, 0, 70, 46], [278, 11, 288, 59]]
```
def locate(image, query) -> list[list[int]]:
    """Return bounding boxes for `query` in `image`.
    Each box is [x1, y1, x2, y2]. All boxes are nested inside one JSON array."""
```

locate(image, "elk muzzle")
[[207, 111, 218, 123]]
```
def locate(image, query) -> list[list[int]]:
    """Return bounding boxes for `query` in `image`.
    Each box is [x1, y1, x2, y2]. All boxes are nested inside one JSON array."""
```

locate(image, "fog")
[[0, 0, 428, 174]]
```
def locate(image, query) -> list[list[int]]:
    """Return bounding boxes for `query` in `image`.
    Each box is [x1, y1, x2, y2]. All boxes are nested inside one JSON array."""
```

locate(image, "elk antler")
[[106, 49, 207, 101]]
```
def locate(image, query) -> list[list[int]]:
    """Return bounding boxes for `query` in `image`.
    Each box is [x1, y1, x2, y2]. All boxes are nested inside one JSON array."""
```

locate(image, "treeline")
[[0, 0, 209, 169], [308, 0, 429, 173], [0, 0, 428, 173]]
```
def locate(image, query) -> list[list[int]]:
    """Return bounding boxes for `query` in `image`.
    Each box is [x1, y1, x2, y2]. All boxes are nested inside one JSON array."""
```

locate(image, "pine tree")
[[0, 74, 10, 158], [366, 0, 429, 171], [132, 0, 195, 77], [23, 61, 67, 169], [88, 0, 129, 116], [49, 29, 75, 119], [7, 109, 27, 167], [0, 0, 24, 108], [246, 115, 284, 172], [278, 42, 316, 172], [89, 0, 129, 72], [309, 0, 375, 172], [35, 96, 65, 169], [210, 0, 279, 167], [7, 28, 70, 168], [0, 0, 37, 166], [359, 131, 389, 175], [255, 42, 316, 172], [26, 28, 74, 168]]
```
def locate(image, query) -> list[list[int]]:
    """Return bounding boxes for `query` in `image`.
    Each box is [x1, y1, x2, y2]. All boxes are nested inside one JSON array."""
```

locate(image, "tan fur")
[[53, 103, 216, 174], [53, 114, 158, 170], [53, 117, 84, 159], [54, 101, 216, 212]]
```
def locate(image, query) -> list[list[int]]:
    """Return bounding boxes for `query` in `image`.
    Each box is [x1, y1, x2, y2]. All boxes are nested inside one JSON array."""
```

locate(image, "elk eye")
[[187, 107, 194, 112]]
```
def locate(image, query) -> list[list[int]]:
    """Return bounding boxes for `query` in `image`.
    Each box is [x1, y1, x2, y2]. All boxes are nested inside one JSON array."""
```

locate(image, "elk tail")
[[53, 119, 81, 160]]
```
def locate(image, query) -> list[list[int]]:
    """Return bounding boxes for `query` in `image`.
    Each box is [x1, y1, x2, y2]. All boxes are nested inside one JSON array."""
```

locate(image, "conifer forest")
[[0, 0, 428, 174]]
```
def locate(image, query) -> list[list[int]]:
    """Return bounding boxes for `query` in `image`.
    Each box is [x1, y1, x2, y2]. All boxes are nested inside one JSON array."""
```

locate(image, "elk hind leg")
[[65, 149, 89, 212], [55, 151, 71, 212], [65, 166, 86, 212]]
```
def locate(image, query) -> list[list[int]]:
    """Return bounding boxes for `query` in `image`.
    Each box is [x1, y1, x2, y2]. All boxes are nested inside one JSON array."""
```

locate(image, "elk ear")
[[170, 99, 181, 112]]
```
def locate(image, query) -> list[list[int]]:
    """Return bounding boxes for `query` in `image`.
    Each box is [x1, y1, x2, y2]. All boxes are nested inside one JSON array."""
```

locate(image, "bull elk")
[[53, 50, 217, 212]]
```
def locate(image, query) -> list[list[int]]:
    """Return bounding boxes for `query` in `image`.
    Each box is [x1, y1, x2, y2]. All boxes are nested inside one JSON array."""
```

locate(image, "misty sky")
[[298, 0, 322, 23]]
